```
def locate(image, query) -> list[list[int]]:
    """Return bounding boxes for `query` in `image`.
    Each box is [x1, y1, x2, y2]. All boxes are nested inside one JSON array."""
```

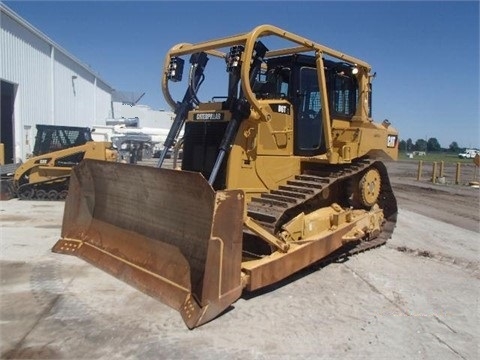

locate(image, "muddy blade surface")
[[52, 159, 244, 328]]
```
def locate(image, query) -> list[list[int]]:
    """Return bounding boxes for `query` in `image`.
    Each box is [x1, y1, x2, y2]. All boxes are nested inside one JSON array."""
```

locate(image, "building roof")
[[0, 3, 113, 90]]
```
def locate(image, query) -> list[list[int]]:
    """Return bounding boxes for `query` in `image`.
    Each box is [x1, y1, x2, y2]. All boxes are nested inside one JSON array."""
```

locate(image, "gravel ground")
[[0, 160, 478, 359]]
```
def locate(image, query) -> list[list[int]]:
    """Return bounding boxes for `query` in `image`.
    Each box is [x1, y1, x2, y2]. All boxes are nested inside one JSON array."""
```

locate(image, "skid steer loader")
[[53, 25, 398, 328], [14, 125, 117, 200]]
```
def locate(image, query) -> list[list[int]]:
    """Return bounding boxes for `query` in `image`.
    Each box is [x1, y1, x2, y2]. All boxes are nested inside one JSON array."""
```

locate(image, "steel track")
[[246, 158, 398, 258]]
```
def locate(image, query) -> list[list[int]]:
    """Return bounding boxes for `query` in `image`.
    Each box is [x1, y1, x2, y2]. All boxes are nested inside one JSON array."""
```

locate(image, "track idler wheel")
[[351, 168, 381, 208], [58, 190, 68, 200], [36, 190, 47, 200], [48, 190, 59, 200], [18, 187, 34, 200]]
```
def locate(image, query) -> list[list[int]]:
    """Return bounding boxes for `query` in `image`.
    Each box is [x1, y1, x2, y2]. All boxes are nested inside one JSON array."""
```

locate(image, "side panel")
[[226, 101, 299, 198]]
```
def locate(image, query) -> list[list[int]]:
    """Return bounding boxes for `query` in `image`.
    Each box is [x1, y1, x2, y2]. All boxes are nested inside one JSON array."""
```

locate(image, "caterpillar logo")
[[193, 112, 225, 121], [387, 135, 397, 148]]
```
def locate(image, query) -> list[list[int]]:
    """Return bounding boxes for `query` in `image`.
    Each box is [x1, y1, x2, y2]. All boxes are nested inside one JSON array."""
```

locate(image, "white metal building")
[[1, 3, 113, 163]]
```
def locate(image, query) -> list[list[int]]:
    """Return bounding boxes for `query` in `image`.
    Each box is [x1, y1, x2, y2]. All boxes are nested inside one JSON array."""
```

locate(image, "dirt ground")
[[0, 160, 478, 359], [386, 160, 479, 233]]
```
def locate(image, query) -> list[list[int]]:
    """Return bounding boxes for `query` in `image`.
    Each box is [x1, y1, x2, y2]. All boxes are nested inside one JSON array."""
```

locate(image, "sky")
[[3, 1, 479, 148]]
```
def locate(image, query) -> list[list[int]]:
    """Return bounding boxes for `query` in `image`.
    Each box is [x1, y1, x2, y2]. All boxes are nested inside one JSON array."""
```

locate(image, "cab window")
[[254, 67, 290, 99], [330, 73, 357, 118]]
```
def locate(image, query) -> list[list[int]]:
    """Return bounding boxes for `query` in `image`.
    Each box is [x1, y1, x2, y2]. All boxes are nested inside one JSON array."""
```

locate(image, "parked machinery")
[[53, 25, 398, 328], [14, 124, 117, 200], [112, 133, 153, 164]]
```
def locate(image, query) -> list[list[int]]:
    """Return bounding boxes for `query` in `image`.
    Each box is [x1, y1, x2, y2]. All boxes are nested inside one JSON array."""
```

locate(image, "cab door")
[[294, 67, 324, 156]]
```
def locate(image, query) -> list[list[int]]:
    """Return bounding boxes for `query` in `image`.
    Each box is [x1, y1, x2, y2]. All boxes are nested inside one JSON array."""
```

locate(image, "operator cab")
[[254, 55, 360, 157], [33, 125, 92, 156]]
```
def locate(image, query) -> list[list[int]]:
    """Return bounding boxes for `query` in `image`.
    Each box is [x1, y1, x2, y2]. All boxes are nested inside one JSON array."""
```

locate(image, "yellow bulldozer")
[[53, 25, 398, 328], [14, 124, 117, 200]]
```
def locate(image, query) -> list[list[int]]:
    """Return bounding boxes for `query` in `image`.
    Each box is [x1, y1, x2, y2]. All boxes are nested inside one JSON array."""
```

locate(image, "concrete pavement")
[[1, 199, 478, 359]]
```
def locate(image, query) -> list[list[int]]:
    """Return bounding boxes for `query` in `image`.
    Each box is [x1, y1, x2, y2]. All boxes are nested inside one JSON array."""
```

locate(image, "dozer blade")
[[52, 159, 244, 329]]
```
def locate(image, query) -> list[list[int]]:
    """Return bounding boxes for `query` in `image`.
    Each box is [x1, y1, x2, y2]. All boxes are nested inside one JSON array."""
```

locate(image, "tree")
[[406, 138, 413, 152], [398, 140, 406, 151], [449, 141, 460, 153], [427, 137, 441, 152], [415, 138, 427, 152]]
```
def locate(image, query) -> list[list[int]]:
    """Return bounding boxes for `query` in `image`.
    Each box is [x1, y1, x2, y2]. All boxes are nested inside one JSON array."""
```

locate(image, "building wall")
[[0, 5, 113, 161], [96, 81, 113, 125], [53, 50, 95, 127], [1, 10, 52, 152]]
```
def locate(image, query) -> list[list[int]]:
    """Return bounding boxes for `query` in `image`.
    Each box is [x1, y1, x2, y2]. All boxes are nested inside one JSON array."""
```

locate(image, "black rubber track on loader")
[[16, 177, 69, 201]]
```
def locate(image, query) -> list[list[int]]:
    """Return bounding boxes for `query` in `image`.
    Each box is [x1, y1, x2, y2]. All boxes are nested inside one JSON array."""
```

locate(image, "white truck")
[[458, 149, 480, 159]]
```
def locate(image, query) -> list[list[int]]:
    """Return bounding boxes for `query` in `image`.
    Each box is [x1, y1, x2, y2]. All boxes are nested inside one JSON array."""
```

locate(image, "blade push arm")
[[156, 52, 209, 168]]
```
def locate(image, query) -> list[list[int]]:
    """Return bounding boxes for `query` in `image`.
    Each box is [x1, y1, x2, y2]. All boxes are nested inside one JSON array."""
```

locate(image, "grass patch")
[[399, 152, 476, 164]]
